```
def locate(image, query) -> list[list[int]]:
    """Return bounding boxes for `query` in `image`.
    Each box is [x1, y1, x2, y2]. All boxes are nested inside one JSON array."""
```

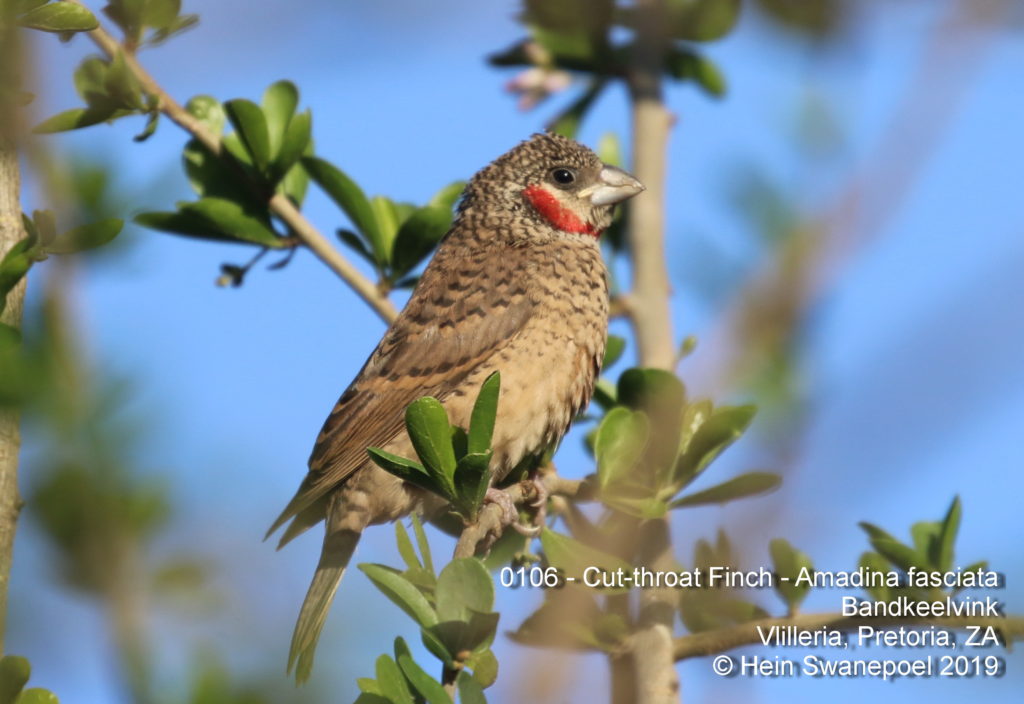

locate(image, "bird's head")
[[460, 133, 645, 240]]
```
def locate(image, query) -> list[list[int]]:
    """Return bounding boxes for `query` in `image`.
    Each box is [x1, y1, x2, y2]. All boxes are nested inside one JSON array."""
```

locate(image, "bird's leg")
[[483, 487, 541, 537]]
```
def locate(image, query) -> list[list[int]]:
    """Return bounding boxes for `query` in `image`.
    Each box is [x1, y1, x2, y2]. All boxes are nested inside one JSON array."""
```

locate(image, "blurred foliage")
[[0, 655, 59, 704]]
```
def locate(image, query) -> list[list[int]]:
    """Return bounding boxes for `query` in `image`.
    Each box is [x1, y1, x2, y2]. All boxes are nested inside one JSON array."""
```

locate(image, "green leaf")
[[224, 99, 271, 173], [870, 538, 930, 574], [352, 694, 391, 704], [410, 513, 434, 576], [358, 564, 438, 628], [937, 495, 961, 572], [274, 109, 311, 180], [394, 639, 452, 704], [540, 529, 631, 593], [12, 690, 58, 704], [375, 654, 414, 704], [179, 198, 281, 248], [858, 522, 898, 544], [0, 655, 31, 704], [465, 648, 498, 688], [371, 196, 401, 261], [33, 106, 121, 134], [405, 397, 457, 492], [185, 95, 225, 135], [302, 156, 382, 260], [468, 372, 500, 455], [0, 238, 33, 305], [395, 522, 421, 572], [594, 407, 648, 491], [667, 0, 741, 41], [141, 0, 181, 29], [664, 49, 727, 97], [548, 80, 606, 139], [435, 558, 493, 622], [602, 335, 626, 368], [452, 452, 492, 520], [103, 51, 143, 110], [616, 368, 685, 413], [46, 218, 123, 254], [673, 404, 755, 486], [769, 538, 812, 613], [859, 551, 892, 602], [669, 472, 781, 509], [260, 80, 299, 159], [457, 671, 487, 704], [18, 2, 98, 32], [390, 205, 451, 278], [429, 181, 466, 211], [367, 448, 441, 497], [134, 210, 238, 244]]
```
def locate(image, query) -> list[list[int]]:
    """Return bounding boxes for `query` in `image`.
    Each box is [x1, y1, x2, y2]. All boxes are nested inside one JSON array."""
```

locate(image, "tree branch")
[[673, 612, 1024, 661], [0, 17, 27, 653], [621, 1, 679, 702], [65, 0, 398, 324], [452, 475, 594, 559]]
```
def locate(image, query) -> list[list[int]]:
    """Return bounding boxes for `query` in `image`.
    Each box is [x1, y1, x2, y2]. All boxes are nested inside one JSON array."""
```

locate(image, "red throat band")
[[523, 185, 601, 237]]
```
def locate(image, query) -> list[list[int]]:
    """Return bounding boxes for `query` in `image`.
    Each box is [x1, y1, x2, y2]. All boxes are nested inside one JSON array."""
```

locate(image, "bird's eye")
[[551, 168, 576, 186]]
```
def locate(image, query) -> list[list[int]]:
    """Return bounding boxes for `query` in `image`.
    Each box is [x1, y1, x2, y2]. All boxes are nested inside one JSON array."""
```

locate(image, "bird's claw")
[[484, 487, 519, 526]]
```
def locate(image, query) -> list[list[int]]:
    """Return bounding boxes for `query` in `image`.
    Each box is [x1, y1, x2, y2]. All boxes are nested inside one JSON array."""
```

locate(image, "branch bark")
[[0, 9, 28, 652], [622, 1, 679, 702], [673, 612, 1024, 661], [66, 0, 398, 324]]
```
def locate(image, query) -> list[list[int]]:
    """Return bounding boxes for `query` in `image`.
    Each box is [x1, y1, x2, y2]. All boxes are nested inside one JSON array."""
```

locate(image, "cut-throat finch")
[[268, 132, 644, 681]]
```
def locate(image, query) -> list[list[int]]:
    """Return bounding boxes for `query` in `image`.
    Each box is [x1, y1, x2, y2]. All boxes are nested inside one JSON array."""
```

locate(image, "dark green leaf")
[[452, 452, 492, 520], [857, 522, 898, 544], [180, 198, 281, 247], [664, 49, 727, 97], [261, 80, 299, 159], [390, 205, 451, 278], [303, 156, 382, 259], [616, 368, 685, 412], [0, 655, 31, 704], [367, 448, 441, 497], [18, 2, 98, 32], [669, 472, 781, 509], [0, 238, 33, 305], [358, 564, 438, 628], [435, 558, 493, 622], [468, 372, 500, 455], [540, 529, 631, 592], [870, 538, 930, 574], [405, 397, 457, 491], [224, 99, 271, 173], [602, 335, 626, 368], [46, 218, 123, 254], [133, 109, 159, 142]]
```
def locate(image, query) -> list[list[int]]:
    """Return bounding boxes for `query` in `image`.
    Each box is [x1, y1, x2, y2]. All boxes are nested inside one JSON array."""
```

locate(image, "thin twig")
[[673, 612, 1024, 661], [65, 0, 398, 323]]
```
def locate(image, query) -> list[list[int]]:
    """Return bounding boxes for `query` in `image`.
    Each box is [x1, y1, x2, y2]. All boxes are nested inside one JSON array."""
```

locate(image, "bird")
[[267, 132, 644, 681]]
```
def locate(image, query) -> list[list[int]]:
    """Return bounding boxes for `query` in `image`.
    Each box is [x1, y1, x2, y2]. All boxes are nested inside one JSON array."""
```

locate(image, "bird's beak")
[[582, 165, 645, 206]]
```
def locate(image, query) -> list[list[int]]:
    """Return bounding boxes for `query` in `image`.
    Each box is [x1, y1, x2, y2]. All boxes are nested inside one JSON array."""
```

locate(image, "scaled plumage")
[[269, 132, 644, 681]]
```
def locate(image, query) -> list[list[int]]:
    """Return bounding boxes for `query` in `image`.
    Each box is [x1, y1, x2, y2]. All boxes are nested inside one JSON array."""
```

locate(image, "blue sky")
[[13, 1, 1024, 702]]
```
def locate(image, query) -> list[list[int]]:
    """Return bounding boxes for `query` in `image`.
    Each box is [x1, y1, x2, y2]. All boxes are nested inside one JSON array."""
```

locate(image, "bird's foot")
[[483, 487, 541, 537]]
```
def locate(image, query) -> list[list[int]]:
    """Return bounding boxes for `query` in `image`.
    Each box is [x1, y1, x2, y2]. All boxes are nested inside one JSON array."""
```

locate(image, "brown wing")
[[267, 239, 535, 541]]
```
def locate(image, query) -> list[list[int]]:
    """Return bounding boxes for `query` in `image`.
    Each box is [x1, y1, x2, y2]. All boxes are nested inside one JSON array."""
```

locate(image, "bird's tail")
[[288, 527, 362, 683]]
